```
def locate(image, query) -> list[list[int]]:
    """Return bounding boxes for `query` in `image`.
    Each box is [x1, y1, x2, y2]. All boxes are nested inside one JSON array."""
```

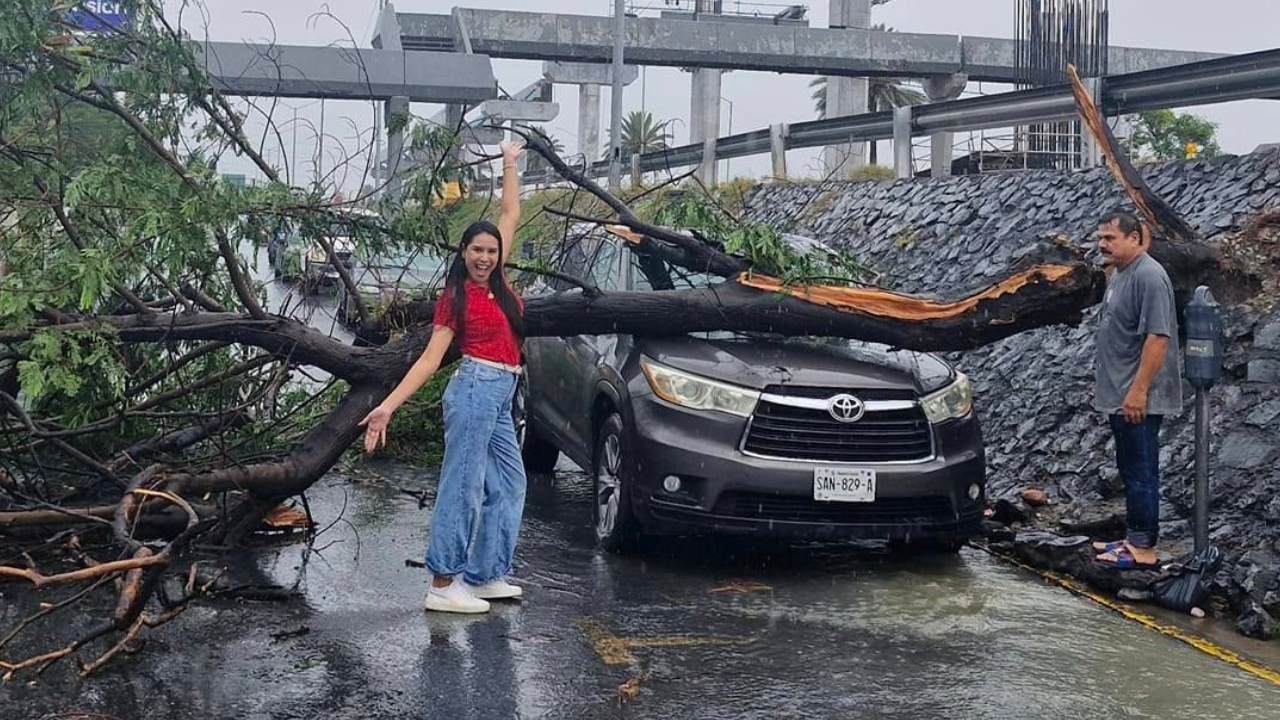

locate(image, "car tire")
[[593, 412, 641, 553], [521, 426, 560, 474], [514, 374, 560, 474]]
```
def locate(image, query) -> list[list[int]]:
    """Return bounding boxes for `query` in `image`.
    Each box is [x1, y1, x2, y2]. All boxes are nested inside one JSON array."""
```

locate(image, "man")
[[1091, 211, 1183, 569]]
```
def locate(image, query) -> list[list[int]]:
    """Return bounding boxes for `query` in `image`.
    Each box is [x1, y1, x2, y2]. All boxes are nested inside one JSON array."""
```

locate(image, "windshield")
[[632, 254, 723, 291]]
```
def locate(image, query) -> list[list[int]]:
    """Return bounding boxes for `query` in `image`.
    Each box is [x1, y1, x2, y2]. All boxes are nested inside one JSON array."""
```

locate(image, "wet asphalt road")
[[5, 462, 1280, 720]]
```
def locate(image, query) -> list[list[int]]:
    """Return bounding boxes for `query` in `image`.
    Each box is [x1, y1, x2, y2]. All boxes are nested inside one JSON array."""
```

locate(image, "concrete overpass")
[[192, 41, 495, 103], [375, 4, 1222, 183], [375, 7, 1219, 82]]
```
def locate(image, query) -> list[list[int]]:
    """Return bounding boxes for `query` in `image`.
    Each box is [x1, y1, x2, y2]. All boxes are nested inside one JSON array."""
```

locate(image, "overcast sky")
[[178, 1, 1280, 188]]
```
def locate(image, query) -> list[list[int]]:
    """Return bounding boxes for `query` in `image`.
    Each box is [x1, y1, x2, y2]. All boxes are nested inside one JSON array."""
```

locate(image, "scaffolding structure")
[[1013, 0, 1110, 170]]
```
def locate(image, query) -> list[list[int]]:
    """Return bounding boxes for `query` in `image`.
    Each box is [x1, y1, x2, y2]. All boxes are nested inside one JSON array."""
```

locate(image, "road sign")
[[66, 2, 133, 33]]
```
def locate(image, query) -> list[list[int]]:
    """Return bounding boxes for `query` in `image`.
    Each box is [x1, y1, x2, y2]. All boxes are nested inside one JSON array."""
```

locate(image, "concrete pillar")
[[691, 67, 722, 186], [1080, 77, 1105, 169], [822, 0, 870, 177], [923, 73, 967, 178], [384, 95, 409, 197], [893, 106, 913, 179], [770, 123, 788, 180], [577, 85, 601, 162], [630, 153, 642, 187], [691, 0, 722, 186]]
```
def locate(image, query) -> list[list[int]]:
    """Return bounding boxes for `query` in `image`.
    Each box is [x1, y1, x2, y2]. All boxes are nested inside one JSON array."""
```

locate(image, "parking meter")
[[1184, 287, 1224, 389], [1183, 286, 1223, 555]]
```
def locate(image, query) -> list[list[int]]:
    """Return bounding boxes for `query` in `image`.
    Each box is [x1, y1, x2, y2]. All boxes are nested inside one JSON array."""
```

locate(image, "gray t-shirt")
[[1094, 253, 1184, 415]]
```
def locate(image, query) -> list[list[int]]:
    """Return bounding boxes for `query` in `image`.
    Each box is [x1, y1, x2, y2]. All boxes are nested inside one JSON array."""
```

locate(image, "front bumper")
[[627, 391, 985, 541]]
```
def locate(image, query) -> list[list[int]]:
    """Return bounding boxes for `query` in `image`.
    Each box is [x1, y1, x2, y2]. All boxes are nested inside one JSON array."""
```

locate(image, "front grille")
[[762, 385, 916, 401], [743, 394, 933, 463], [714, 492, 956, 525]]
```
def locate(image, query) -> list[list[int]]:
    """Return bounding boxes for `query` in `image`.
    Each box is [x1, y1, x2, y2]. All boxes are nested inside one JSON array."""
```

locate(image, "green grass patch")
[[377, 360, 457, 467]]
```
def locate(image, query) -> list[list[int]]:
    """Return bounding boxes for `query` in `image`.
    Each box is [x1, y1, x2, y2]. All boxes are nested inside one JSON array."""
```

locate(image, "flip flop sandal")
[[1091, 539, 1125, 553], [1094, 545, 1160, 570]]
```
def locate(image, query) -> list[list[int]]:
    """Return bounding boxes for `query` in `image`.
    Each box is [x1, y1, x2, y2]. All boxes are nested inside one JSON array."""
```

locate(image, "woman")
[[360, 141, 528, 614]]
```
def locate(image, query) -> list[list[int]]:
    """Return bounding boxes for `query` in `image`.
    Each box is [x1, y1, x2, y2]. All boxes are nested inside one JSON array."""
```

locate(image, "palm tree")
[[528, 125, 564, 155], [808, 24, 927, 165], [605, 111, 673, 159], [521, 126, 563, 182]]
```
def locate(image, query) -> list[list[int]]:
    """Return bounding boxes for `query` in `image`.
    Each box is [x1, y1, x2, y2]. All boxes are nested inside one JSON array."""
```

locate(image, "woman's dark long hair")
[[447, 220, 524, 342]]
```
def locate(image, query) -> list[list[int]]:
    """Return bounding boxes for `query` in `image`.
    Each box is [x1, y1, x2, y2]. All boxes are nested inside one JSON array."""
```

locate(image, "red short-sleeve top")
[[432, 281, 524, 366]]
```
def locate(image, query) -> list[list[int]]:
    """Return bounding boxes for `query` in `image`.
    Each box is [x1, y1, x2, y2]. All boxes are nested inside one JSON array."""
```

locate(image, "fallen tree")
[[0, 4, 1234, 678]]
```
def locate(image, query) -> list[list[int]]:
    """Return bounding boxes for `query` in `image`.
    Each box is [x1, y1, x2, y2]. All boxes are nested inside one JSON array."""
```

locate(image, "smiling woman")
[[358, 140, 530, 615]]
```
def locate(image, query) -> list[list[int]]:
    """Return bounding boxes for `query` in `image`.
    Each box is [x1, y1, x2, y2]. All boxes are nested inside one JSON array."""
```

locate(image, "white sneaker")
[[424, 579, 490, 614], [466, 578, 523, 600]]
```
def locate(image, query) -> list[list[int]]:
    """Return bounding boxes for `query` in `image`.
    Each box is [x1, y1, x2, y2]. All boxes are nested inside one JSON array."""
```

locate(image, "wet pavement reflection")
[[5, 462, 1280, 719]]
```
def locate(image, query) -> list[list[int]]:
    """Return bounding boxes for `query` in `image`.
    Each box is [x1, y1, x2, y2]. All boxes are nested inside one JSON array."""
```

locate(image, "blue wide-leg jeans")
[[425, 359, 527, 584]]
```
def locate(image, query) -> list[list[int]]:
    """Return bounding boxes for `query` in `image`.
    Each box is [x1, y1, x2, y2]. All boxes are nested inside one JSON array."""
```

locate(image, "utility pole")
[[291, 107, 298, 184], [721, 96, 733, 180], [607, 0, 625, 192], [317, 99, 326, 188]]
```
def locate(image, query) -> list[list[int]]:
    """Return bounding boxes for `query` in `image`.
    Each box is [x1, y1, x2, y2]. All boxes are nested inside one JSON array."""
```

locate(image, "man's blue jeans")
[[1108, 414, 1163, 548], [426, 359, 527, 584]]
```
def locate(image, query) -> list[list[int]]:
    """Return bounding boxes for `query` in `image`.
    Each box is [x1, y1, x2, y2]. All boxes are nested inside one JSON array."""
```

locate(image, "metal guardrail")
[[525, 47, 1280, 182]]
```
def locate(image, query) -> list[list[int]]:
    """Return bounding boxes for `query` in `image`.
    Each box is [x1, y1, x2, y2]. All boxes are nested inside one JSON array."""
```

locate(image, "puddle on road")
[[4, 463, 1279, 720]]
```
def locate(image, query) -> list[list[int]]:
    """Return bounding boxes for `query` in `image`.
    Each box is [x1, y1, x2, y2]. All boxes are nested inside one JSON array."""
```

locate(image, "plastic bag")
[[1151, 546, 1223, 613]]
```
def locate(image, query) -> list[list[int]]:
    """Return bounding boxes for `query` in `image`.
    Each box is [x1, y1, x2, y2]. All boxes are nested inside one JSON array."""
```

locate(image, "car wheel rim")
[[596, 431, 621, 538], [514, 379, 527, 449]]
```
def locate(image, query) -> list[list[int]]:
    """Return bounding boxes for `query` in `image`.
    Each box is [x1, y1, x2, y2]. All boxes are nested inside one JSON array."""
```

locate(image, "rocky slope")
[[744, 150, 1280, 637]]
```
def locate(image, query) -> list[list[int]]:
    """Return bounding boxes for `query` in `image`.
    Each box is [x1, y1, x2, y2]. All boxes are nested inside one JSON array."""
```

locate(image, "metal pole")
[[607, 0, 625, 192], [1194, 389, 1211, 554], [317, 98, 326, 187], [893, 105, 913, 179], [723, 97, 733, 180], [291, 107, 298, 184]]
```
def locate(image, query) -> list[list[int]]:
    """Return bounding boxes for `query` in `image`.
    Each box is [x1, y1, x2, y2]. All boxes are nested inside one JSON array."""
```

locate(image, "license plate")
[[813, 467, 876, 502]]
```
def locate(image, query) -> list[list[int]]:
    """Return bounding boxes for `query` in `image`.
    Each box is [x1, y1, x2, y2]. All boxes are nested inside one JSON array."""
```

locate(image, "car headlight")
[[920, 371, 974, 424], [639, 356, 760, 417]]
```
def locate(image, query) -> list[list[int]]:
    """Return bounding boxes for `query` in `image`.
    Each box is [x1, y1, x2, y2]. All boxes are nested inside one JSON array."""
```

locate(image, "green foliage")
[[0, 2, 434, 470], [607, 111, 674, 158], [17, 329, 123, 416], [653, 193, 874, 285], [809, 25, 926, 120], [713, 178, 760, 217], [378, 360, 456, 465], [1131, 110, 1221, 161]]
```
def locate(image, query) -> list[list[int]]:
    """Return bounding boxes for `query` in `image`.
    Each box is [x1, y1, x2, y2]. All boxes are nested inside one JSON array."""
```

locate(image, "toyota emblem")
[[827, 394, 865, 423]]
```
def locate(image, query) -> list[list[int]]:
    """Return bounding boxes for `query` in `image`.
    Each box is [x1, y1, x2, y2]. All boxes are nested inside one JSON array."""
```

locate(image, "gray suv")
[[520, 229, 985, 552]]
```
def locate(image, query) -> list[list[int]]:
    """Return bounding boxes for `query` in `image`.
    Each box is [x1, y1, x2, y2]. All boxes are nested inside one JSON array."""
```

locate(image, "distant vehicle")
[[267, 208, 377, 290], [336, 249, 446, 328], [520, 227, 986, 553], [433, 180, 466, 208]]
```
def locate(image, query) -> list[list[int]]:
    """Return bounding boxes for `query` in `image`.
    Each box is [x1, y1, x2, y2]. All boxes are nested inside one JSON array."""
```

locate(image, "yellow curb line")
[[979, 545, 1280, 687]]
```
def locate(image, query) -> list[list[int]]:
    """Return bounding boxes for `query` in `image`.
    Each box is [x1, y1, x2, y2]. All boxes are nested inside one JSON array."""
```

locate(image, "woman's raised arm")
[[497, 140, 524, 264]]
